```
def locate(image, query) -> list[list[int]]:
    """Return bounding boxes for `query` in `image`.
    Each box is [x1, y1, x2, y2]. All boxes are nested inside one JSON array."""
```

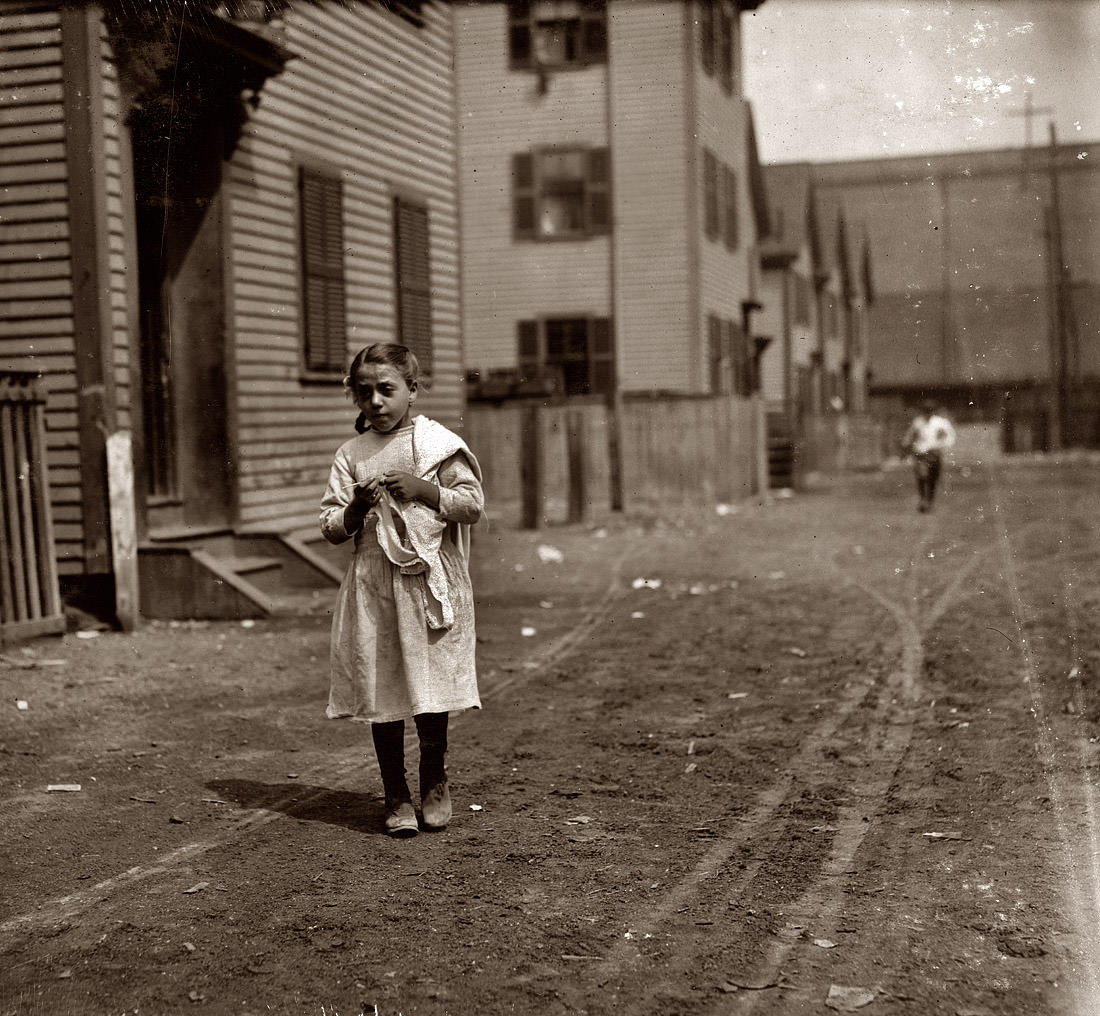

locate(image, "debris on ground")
[[825, 985, 877, 1011]]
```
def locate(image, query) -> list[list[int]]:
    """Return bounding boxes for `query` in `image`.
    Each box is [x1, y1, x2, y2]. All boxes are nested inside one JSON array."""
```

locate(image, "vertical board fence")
[[0, 375, 64, 644], [464, 395, 758, 526]]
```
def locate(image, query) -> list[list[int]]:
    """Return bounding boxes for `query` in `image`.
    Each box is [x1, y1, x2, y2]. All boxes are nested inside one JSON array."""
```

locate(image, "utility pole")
[[1045, 121, 1069, 451], [1009, 92, 1054, 185]]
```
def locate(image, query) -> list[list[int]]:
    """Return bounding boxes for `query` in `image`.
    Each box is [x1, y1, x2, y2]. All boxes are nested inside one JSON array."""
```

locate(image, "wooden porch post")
[[61, 5, 139, 629]]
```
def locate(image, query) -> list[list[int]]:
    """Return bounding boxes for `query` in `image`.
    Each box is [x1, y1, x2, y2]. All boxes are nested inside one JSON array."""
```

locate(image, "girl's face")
[[350, 362, 417, 433]]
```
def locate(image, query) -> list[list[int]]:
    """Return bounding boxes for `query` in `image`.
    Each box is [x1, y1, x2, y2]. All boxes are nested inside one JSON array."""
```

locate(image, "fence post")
[[520, 403, 544, 530], [605, 390, 624, 512], [566, 408, 588, 523]]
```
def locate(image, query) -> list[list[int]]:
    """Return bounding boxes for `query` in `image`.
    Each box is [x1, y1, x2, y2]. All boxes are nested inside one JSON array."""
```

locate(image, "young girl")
[[319, 343, 484, 837]]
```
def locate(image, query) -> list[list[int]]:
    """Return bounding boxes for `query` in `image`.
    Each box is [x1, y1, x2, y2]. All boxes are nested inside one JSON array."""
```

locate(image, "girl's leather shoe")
[[420, 780, 451, 830], [384, 799, 418, 837]]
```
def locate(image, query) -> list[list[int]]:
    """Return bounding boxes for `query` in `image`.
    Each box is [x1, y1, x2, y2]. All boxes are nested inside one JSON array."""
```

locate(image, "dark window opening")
[[517, 316, 614, 396]]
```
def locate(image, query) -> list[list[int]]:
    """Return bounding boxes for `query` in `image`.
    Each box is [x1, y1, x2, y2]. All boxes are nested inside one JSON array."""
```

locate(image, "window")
[[513, 147, 610, 240], [509, 0, 607, 70], [517, 316, 614, 396], [394, 196, 433, 376], [299, 166, 346, 373]]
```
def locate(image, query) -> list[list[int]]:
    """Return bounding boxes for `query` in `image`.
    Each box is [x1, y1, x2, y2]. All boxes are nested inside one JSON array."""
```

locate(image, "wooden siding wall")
[[757, 269, 786, 405], [694, 6, 756, 394], [607, 3, 694, 392], [0, 3, 131, 577], [454, 2, 611, 379], [227, 1, 463, 534]]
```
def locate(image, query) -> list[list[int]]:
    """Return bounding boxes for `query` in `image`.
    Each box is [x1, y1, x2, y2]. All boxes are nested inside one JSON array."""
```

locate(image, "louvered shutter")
[[394, 197, 433, 376], [300, 167, 346, 373], [703, 149, 719, 240], [724, 165, 739, 250], [518, 320, 540, 381], [586, 147, 610, 233], [513, 152, 536, 238], [590, 316, 614, 394], [581, 1, 607, 63], [718, 7, 733, 93], [508, 0, 531, 67], [700, 0, 715, 75]]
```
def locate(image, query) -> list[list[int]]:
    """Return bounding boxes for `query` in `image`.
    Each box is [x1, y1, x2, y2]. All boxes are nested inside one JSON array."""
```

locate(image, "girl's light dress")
[[319, 417, 483, 724]]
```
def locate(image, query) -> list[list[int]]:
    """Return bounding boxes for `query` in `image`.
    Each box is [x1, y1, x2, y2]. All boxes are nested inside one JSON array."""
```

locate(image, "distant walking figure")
[[902, 400, 956, 513], [319, 344, 484, 837]]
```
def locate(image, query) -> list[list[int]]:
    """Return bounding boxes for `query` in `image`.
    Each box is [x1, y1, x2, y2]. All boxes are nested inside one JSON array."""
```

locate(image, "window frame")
[[298, 163, 348, 379], [517, 314, 615, 396], [513, 145, 611, 241], [508, 0, 608, 72]]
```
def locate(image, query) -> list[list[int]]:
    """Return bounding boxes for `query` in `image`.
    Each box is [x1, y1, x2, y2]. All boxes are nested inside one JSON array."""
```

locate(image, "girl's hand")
[[349, 477, 381, 509], [380, 470, 437, 506]]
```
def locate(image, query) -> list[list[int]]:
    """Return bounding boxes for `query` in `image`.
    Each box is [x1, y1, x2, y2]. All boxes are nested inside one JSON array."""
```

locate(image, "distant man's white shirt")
[[910, 414, 956, 455]]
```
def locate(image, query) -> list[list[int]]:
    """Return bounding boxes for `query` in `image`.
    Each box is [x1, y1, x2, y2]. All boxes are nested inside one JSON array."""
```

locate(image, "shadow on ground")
[[206, 778, 383, 835]]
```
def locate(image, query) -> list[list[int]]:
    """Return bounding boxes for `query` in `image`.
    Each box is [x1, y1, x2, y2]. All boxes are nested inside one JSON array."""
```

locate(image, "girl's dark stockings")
[[370, 712, 450, 803]]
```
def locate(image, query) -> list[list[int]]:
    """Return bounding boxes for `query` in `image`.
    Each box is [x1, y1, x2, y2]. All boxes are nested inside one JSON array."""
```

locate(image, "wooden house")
[[758, 161, 874, 487], [0, 0, 465, 622], [454, 0, 768, 404]]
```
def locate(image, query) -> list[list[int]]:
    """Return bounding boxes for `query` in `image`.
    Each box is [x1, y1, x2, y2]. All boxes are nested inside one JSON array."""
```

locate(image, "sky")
[[742, 0, 1100, 164]]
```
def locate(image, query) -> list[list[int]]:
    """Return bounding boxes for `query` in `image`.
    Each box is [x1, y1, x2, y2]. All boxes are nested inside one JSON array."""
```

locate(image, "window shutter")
[[729, 319, 749, 396], [700, 0, 715, 76], [518, 319, 540, 379], [300, 167, 346, 372], [724, 165, 739, 250], [508, 0, 531, 67], [590, 316, 614, 394], [586, 147, 610, 233], [394, 197, 433, 376], [703, 149, 718, 240], [513, 152, 536, 238], [718, 7, 733, 93], [581, 1, 607, 63]]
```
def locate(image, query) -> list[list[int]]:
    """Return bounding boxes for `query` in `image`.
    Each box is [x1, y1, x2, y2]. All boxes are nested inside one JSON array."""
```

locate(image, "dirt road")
[[3, 456, 1100, 1016]]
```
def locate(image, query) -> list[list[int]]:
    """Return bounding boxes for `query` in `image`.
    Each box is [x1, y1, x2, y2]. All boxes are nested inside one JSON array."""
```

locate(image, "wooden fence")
[[464, 394, 760, 526], [1, 374, 64, 644]]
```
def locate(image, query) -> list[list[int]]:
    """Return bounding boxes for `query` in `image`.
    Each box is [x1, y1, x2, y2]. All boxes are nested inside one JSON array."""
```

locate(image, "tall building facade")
[[455, 0, 768, 401]]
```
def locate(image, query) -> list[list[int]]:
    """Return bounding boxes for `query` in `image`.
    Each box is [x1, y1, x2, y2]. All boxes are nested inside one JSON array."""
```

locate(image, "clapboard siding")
[[608, 3, 694, 390], [228, 0, 462, 533], [0, 2, 83, 573], [1, 3, 134, 575]]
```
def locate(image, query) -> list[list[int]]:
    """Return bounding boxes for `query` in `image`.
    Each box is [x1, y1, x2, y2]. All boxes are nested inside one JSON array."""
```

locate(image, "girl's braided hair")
[[343, 343, 420, 434]]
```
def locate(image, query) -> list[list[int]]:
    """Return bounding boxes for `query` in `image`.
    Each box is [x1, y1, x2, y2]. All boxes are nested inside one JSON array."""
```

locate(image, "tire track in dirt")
[[0, 545, 636, 950], [698, 520, 1002, 1014], [984, 465, 1100, 1015], [580, 507, 1014, 1013]]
